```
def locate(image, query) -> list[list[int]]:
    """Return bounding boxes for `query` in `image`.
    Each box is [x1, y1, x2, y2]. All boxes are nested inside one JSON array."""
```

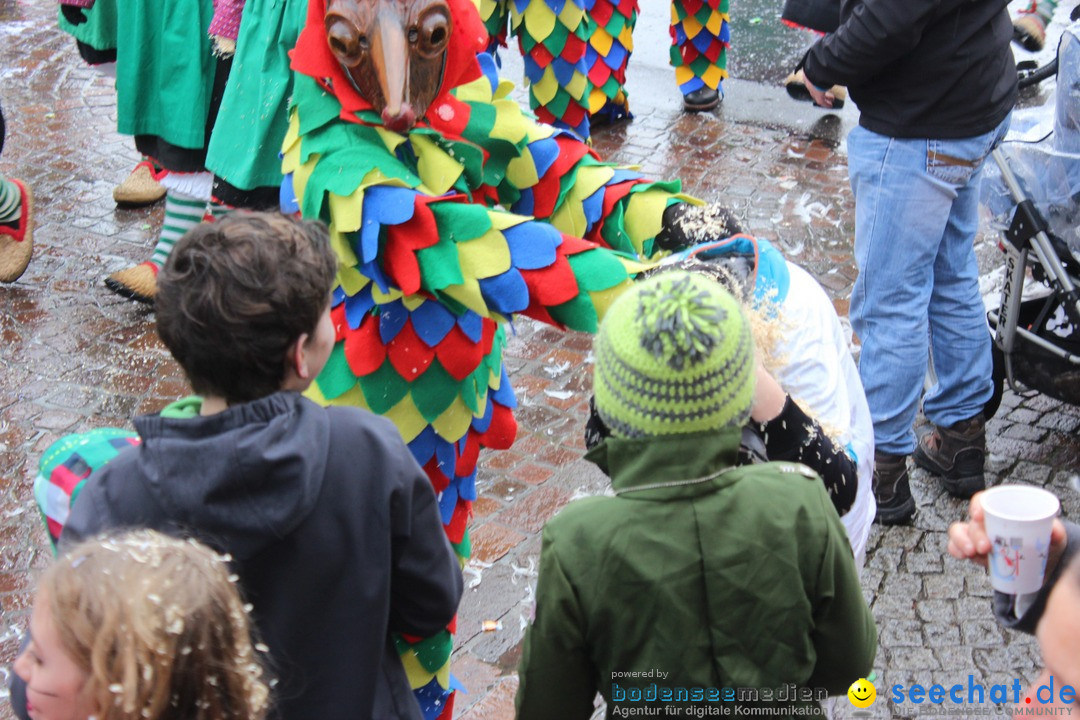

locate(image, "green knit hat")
[[594, 271, 756, 438]]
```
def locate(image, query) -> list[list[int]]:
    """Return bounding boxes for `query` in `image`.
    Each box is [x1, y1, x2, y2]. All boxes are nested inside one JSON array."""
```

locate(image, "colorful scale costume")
[[670, 0, 730, 100], [284, 0, 690, 715], [476, 0, 638, 139], [475, 0, 727, 139]]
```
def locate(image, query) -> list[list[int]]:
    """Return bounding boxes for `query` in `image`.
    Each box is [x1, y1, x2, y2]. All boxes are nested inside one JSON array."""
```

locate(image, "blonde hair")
[[39, 530, 271, 720]]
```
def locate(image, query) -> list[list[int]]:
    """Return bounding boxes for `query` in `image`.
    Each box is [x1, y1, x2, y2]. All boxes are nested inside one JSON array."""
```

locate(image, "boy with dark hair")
[[15, 211, 463, 720], [155, 212, 338, 406]]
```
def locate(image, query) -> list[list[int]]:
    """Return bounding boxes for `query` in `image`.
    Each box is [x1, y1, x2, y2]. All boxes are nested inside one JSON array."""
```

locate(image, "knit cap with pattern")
[[594, 270, 756, 438]]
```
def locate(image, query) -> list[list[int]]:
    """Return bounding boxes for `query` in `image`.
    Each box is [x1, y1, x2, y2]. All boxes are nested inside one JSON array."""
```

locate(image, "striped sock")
[[0, 177, 22, 224], [150, 191, 206, 268], [1035, 0, 1056, 21], [209, 201, 233, 222], [1020, 0, 1057, 20]]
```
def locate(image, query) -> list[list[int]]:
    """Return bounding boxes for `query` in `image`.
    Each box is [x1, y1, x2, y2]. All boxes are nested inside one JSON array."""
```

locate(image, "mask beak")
[[372, 4, 416, 132]]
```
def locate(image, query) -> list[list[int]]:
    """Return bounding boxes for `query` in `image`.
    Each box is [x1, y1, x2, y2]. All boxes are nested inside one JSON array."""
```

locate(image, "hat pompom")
[[594, 271, 756, 438]]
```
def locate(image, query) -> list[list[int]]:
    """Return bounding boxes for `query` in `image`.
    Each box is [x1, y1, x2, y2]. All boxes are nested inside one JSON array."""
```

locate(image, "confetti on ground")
[[543, 389, 574, 400]]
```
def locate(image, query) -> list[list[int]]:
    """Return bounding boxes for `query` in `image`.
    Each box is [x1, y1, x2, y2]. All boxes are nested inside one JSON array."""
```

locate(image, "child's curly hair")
[[156, 211, 337, 404], [40, 530, 271, 720]]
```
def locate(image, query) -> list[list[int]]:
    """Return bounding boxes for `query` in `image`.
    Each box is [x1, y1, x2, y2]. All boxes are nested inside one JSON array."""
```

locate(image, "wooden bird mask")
[[323, 0, 452, 132]]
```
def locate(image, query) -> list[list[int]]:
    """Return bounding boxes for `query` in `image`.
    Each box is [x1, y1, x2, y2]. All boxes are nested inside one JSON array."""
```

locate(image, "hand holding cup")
[[949, 487, 1067, 594]]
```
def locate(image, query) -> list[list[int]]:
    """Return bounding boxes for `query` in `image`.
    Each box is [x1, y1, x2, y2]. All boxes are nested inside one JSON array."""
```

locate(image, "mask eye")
[[324, 1, 373, 65], [326, 16, 368, 63], [412, 6, 451, 59]]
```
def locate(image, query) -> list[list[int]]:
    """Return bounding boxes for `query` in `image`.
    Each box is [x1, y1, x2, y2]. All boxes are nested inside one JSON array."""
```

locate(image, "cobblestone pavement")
[[1, 1, 1079, 719]]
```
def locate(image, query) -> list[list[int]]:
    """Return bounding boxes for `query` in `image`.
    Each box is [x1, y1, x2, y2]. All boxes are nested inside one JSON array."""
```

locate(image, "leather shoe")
[[682, 87, 721, 112]]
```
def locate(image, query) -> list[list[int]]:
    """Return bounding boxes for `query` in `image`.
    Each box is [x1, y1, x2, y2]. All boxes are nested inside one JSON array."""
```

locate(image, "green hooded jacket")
[[516, 426, 877, 719]]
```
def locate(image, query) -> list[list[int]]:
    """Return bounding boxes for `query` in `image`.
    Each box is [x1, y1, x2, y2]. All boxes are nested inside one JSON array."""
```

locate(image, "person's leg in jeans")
[[848, 126, 948, 523], [915, 114, 1012, 497], [923, 116, 1011, 425], [849, 127, 954, 456], [923, 163, 994, 425], [850, 117, 1011, 522], [847, 120, 1005, 521]]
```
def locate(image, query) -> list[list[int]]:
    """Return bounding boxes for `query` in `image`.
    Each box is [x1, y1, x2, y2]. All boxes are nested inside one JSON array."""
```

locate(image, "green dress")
[[114, 0, 218, 151], [57, 0, 117, 54], [205, 0, 306, 194]]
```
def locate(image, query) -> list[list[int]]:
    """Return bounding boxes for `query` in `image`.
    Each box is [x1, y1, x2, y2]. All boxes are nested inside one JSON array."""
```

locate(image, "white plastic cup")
[[980, 485, 1060, 595]]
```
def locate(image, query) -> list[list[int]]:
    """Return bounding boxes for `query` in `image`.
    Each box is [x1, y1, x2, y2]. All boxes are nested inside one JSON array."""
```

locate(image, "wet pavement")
[[0, 1, 1079, 718]]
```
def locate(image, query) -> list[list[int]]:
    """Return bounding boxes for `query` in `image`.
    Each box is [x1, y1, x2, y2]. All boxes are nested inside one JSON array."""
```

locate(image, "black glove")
[[61, 4, 88, 25], [749, 396, 858, 516], [654, 202, 744, 252], [584, 396, 610, 451]]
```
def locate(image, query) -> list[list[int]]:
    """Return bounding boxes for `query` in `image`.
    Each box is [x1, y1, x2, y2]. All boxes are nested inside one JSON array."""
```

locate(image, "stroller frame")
[[986, 144, 1080, 396]]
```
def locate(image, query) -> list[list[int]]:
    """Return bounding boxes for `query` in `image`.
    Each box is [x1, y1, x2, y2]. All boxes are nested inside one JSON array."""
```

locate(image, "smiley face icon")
[[848, 678, 876, 708]]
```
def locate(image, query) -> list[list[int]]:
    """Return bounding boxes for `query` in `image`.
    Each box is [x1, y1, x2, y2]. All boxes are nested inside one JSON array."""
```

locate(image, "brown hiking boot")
[[873, 451, 915, 525], [912, 414, 986, 499]]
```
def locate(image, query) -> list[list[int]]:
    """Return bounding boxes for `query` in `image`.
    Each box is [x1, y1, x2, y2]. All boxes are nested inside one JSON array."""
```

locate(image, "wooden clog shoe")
[[113, 162, 167, 207], [0, 179, 33, 283], [105, 261, 158, 304]]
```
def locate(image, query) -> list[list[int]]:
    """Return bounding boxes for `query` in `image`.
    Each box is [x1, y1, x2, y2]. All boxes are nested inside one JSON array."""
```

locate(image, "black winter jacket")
[[803, 0, 1017, 138], [60, 392, 463, 720]]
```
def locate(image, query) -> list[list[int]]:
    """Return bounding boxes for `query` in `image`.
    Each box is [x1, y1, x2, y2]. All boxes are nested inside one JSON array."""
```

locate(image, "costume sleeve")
[[498, 116, 688, 260], [446, 66, 691, 260], [993, 521, 1080, 634], [805, 489, 877, 694], [801, 0, 950, 89], [387, 445, 465, 637], [283, 110, 648, 335], [209, 0, 244, 39], [753, 396, 857, 516], [516, 529, 598, 720]]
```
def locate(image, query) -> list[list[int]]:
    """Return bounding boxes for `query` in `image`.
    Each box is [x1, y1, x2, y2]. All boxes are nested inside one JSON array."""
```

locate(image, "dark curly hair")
[[156, 212, 337, 404]]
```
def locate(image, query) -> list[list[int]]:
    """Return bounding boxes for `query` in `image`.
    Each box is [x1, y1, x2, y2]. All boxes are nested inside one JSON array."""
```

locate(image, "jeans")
[[847, 115, 1011, 456]]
